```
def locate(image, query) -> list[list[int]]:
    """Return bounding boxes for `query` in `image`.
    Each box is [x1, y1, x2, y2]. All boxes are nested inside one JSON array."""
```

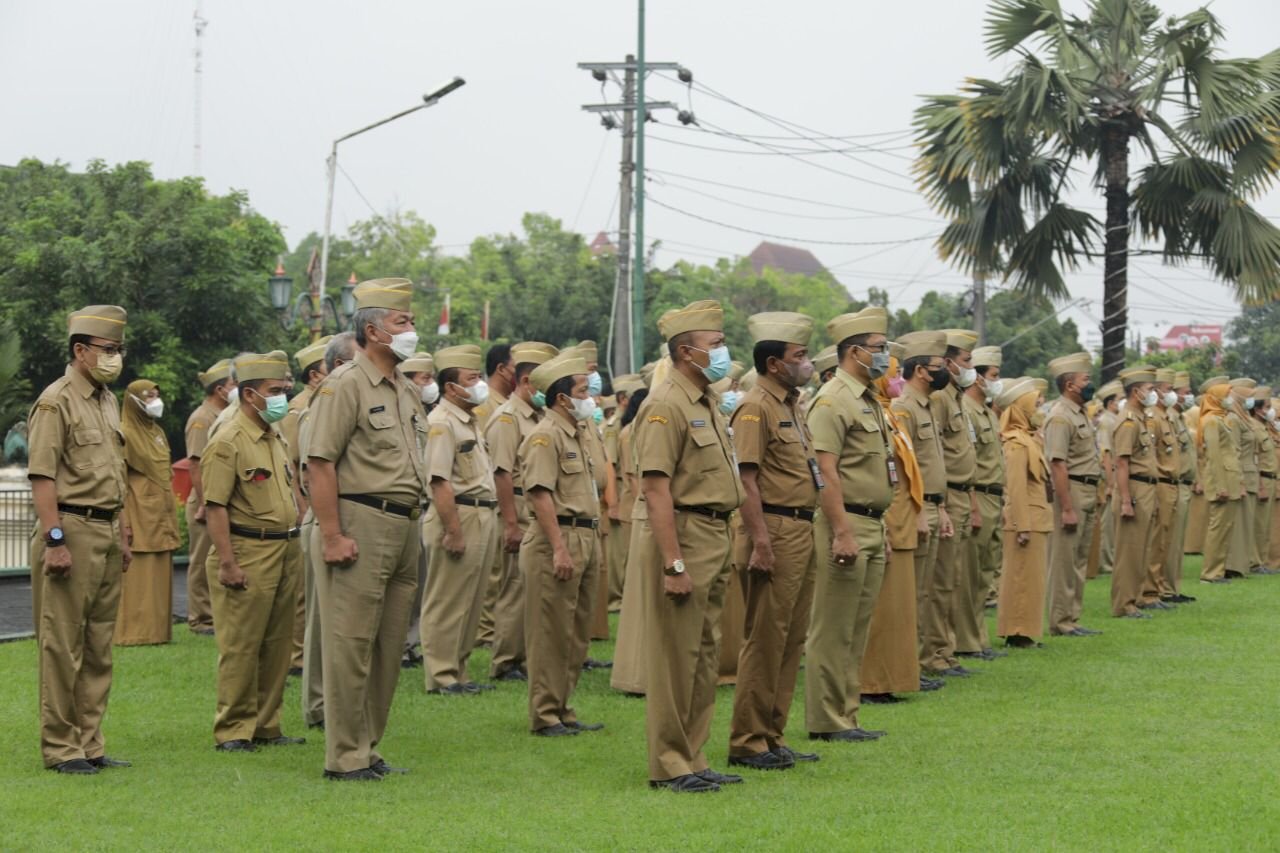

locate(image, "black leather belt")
[[1128, 474, 1158, 485], [676, 505, 733, 522], [947, 482, 973, 493], [230, 523, 301, 541], [340, 494, 423, 519], [761, 504, 816, 522], [1068, 474, 1100, 486], [1263, 472, 1277, 480], [923, 493, 944, 505], [1158, 477, 1178, 486], [972, 483, 1003, 497], [454, 495, 498, 509], [57, 504, 119, 522], [556, 515, 599, 530], [843, 503, 884, 520], [512, 487, 524, 496], [1179, 478, 1194, 485]]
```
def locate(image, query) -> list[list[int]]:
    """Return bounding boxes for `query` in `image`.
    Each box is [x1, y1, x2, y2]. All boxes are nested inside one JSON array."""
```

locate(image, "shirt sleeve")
[[520, 430, 558, 492], [730, 400, 767, 467], [26, 399, 64, 480], [485, 414, 519, 474], [634, 399, 683, 477], [1042, 415, 1071, 462], [201, 436, 237, 507], [808, 395, 848, 455], [306, 379, 358, 463], [1113, 419, 1137, 458], [424, 418, 458, 482]]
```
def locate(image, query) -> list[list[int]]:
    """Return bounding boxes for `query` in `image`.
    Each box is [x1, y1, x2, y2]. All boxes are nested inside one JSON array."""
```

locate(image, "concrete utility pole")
[[192, 1, 207, 177], [973, 271, 987, 343], [613, 57, 636, 376]]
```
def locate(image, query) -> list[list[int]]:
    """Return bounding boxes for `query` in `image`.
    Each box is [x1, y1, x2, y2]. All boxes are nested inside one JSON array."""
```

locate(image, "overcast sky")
[[4, 0, 1278, 347]]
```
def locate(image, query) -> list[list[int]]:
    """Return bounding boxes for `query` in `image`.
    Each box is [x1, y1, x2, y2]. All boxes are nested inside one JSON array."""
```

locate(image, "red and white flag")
[[437, 293, 450, 336]]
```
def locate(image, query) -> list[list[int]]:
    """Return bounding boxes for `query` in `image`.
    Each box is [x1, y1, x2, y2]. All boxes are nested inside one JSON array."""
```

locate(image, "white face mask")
[[1183, 393, 1196, 408], [226, 386, 239, 406], [954, 366, 977, 389], [421, 382, 440, 405], [1142, 390, 1158, 408], [1268, 407, 1277, 422], [570, 395, 597, 421], [1162, 391, 1179, 409], [378, 325, 419, 361], [133, 395, 164, 419], [461, 381, 489, 406], [984, 379, 1003, 402]]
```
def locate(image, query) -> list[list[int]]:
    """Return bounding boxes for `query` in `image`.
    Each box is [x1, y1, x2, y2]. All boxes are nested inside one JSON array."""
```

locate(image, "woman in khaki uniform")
[[1267, 397, 1280, 570], [995, 379, 1051, 647], [1227, 379, 1259, 576], [1198, 378, 1240, 582], [1249, 387, 1275, 573], [609, 390, 649, 696], [115, 379, 180, 645]]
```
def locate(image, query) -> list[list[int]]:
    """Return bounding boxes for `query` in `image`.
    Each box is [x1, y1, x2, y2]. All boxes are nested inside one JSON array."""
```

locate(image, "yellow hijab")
[[122, 379, 171, 490], [1000, 391, 1046, 482], [874, 357, 923, 510], [1197, 384, 1230, 449]]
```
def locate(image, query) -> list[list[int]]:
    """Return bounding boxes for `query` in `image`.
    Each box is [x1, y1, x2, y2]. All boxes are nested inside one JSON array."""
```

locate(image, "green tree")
[[1227, 301, 1280, 380], [914, 0, 1280, 381]]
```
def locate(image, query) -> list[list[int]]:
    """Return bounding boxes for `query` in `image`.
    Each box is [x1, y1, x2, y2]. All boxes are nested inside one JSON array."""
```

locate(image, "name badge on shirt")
[[566, 451, 578, 459], [370, 405, 386, 414], [780, 420, 794, 428], [967, 420, 978, 444], [887, 459, 899, 486], [691, 419, 707, 428]]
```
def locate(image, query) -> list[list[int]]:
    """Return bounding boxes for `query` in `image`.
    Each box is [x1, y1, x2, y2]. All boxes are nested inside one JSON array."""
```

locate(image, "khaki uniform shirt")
[[485, 394, 541, 512], [1114, 407, 1158, 478], [27, 365, 126, 510], [618, 423, 637, 522], [519, 412, 599, 519], [425, 398, 496, 499], [281, 385, 314, 471], [1201, 414, 1242, 498], [202, 410, 295, 529], [582, 421, 610, 498], [892, 384, 946, 497], [307, 352, 428, 505], [185, 398, 221, 461], [1097, 409, 1118, 460], [632, 369, 744, 519], [1228, 410, 1259, 493], [730, 373, 819, 510], [930, 386, 977, 487], [1151, 405, 1181, 479], [808, 368, 893, 511], [208, 398, 239, 440], [1043, 397, 1100, 477], [604, 413, 623, 501], [963, 393, 1005, 487], [472, 387, 508, 432], [1252, 417, 1275, 498], [1173, 407, 1197, 483]]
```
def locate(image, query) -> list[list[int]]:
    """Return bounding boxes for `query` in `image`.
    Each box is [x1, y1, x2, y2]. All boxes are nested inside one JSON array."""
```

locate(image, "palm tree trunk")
[[1100, 120, 1130, 382]]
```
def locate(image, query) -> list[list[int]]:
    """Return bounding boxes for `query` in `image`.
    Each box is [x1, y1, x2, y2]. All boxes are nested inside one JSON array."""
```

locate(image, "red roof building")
[[747, 241, 827, 278], [1157, 324, 1223, 351], [589, 231, 616, 257]]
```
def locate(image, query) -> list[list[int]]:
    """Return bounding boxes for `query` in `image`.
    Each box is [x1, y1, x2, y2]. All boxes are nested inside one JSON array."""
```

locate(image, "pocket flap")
[[690, 429, 718, 448], [73, 428, 103, 445], [369, 412, 396, 430]]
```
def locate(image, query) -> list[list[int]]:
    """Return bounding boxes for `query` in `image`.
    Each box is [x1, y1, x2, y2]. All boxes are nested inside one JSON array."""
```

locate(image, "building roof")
[[747, 241, 827, 278], [589, 231, 616, 256]]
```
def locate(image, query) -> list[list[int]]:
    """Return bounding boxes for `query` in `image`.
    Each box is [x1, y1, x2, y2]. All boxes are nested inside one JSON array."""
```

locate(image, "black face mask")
[[1079, 382, 1096, 403], [928, 367, 951, 391]]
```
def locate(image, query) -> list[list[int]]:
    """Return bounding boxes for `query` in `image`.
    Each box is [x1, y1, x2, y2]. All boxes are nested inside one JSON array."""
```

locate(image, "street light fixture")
[[270, 261, 355, 332], [268, 262, 293, 311], [340, 271, 358, 318]]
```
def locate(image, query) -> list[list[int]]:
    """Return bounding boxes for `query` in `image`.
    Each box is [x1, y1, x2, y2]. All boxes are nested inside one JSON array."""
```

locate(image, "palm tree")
[[914, 0, 1280, 380]]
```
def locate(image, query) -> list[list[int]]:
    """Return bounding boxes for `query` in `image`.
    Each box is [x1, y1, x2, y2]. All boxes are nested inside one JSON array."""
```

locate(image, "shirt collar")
[[552, 411, 578, 438], [233, 408, 271, 442], [905, 382, 931, 407], [836, 366, 870, 400], [354, 352, 392, 387], [439, 398, 473, 424], [670, 368, 709, 404], [510, 393, 538, 420], [758, 372, 794, 404], [65, 364, 98, 399]]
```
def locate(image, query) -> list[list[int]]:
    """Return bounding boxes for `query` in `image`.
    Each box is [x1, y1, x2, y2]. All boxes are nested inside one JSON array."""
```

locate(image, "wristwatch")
[[45, 527, 65, 547], [663, 559, 686, 577]]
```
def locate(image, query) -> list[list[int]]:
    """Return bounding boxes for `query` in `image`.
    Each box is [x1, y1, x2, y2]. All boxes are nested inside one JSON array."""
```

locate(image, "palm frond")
[[1209, 204, 1280, 302], [1002, 203, 1101, 299], [984, 0, 1061, 57]]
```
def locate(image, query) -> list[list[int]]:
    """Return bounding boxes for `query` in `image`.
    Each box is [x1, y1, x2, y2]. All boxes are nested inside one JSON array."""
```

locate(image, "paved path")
[[0, 568, 189, 640]]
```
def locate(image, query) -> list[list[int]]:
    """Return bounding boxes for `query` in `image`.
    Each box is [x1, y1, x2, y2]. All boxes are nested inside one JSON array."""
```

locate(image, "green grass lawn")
[[2, 556, 1278, 850]]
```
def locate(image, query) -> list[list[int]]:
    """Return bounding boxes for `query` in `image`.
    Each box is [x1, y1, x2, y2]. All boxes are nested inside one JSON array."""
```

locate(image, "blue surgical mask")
[[592, 407, 604, 424], [587, 371, 603, 396], [253, 391, 289, 424], [719, 391, 741, 414], [693, 345, 732, 382], [531, 390, 546, 409]]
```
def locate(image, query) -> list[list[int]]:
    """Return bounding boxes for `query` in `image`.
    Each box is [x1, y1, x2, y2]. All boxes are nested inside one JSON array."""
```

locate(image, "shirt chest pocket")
[[945, 410, 965, 435], [1134, 430, 1153, 457], [368, 411, 400, 451], [976, 423, 995, 446], [916, 418, 936, 442], [690, 428, 727, 473], [238, 467, 280, 517], [771, 426, 808, 461], [559, 455, 588, 494], [853, 416, 884, 457], [456, 440, 482, 480], [69, 427, 107, 470]]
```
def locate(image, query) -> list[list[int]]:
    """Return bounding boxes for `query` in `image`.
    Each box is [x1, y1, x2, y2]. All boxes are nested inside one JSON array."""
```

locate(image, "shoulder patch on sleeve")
[[318, 387, 335, 396], [646, 414, 668, 425], [36, 402, 57, 413], [497, 414, 514, 424], [428, 427, 445, 438], [738, 413, 761, 423], [530, 436, 550, 447], [814, 398, 833, 408]]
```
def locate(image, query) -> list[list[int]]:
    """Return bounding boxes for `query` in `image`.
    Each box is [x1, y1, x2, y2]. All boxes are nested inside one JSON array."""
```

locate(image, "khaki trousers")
[[1230, 492, 1258, 572], [1110, 482, 1157, 616], [31, 514, 122, 767], [1086, 483, 1105, 578], [114, 550, 172, 646], [928, 489, 969, 667], [522, 525, 600, 730], [729, 513, 816, 757], [1270, 496, 1280, 569], [1163, 483, 1191, 593], [475, 536, 503, 648], [1141, 482, 1178, 602], [299, 511, 324, 728], [1099, 492, 1117, 575], [805, 511, 885, 734], [608, 518, 627, 611], [316, 501, 420, 774], [489, 526, 527, 678], [860, 544, 920, 696], [1185, 490, 1207, 554], [957, 490, 1001, 652], [207, 535, 300, 743], [406, 537, 428, 649], [1254, 489, 1273, 570], [185, 491, 214, 630], [972, 491, 1002, 606], [1201, 499, 1237, 580], [590, 526, 611, 641], [609, 531, 646, 695], [717, 558, 745, 686], [421, 503, 498, 689], [912, 502, 942, 672], [639, 512, 732, 782], [1048, 480, 1098, 634]]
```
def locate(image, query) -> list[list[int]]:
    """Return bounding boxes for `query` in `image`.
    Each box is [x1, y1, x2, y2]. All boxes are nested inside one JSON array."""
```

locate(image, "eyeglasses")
[[857, 344, 888, 354], [87, 343, 127, 357]]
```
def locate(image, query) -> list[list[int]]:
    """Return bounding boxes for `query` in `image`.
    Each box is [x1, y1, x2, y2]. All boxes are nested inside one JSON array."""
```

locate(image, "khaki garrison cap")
[[612, 374, 645, 394], [402, 352, 434, 374], [68, 305, 127, 342], [995, 377, 1040, 410], [1155, 368, 1176, 385], [531, 354, 588, 393], [1030, 377, 1048, 394], [972, 346, 1002, 368], [827, 307, 888, 343], [943, 329, 979, 351], [658, 300, 723, 341], [1174, 371, 1192, 389], [599, 395, 617, 410], [200, 358, 233, 386], [575, 340, 599, 365], [889, 342, 906, 364], [748, 311, 814, 346], [295, 336, 333, 372], [511, 341, 559, 367], [898, 331, 947, 360], [639, 361, 657, 383], [813, 345, 838, 374], [234, 351, 290, 383], [1119, 365, 1157, 386], [727, 361, 746, 383], [1229, 377, 1257, 390], [435, 345, 483, 372], [353, 278, 412, 311], [1098, 380, 1122, 402], [1255, 385, 1272, 400], [1198, 375, 1229, 394], [710, 376, 734, 395], [1048, 352, 1091, 378]]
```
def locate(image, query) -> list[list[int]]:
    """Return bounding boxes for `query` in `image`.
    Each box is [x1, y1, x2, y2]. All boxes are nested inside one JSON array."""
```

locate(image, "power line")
[[652, 177, 939, 223], [662, 121, 919, 158]]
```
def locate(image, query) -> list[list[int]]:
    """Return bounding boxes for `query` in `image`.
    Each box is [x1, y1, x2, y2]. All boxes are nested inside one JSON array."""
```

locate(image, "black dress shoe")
[[1004, 635, 1044, 649], [253, 735, 305, 746], [533, 723, 579, 737], [369, 759, 409, 776], [650, 774, 719, 793], [462, 682, 496, 693], [809, 728, 885, 742], [307, 719, 325, 730], [324, 768, 382, 782], [288, 666, 303, 677], [1073, 627, 1103, 635], [861, 693, 903, 704], [88, 755, 131, 768], [191, 626, 215, 636], [50, 758, 98, 775], [495, 668, 528, 682], [774, 746, 820, 763], [581, 658, 614, 671], [1121, 610, 1152, 619], [939, 666, 973, 677], [564, 721, 604, 732], [696, 768, 744, 785], [426, 683, 468, 696], [215, 739, 257, 752], [727, 751, 794, 771], [1168, 594, 1196, 603], [1225, 570, 1246, 579], [919, 676, 945, 691], [955, 651, 985, 659], [980, 648, 1008, 659], [1200, 578, 1230, 585]]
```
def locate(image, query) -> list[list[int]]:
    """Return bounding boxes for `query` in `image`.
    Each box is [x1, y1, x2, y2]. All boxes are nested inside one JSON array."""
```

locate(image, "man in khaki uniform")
[[486, 341, 559, 682], [1091, 382, 1122, 578], [473, 343, 514, 647], [1111, 366, 1161, 618], [184, 357, 236, 635], [1228, 378, 1260, 577], [421, 345, 500, 693], [1249, 385, 1276, 574], [723, 312, 819, 770], [958, 345, 1004, 656], [281, 337, 330, 673], [972, 347, 1004, 608], [1139, 368, 1182, 607], [29, 305, 132, 774], [308, 279, 428, 781], [1164, 371, 1199, 597], [633, 300, 744, 793], [805, 308, 895, 744], [400, 350, 434, 667], [202, 351, 304, 752], [519, 352, 604, 736], [813, 345, 838, 385], [1044, 353, 1104, 636], [930, 329, 980, 675], [891, 331, 953, 685]]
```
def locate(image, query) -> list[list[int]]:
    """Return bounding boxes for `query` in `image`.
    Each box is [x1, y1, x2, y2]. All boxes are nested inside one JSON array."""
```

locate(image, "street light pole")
[[633, 0, 647, 370], [317, 77, 466, 341]]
